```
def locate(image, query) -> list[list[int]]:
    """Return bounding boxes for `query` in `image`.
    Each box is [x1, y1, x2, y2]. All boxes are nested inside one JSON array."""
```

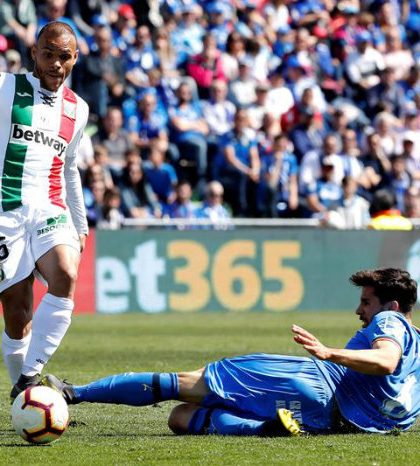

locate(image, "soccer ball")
[[11, 386, 69, 444]]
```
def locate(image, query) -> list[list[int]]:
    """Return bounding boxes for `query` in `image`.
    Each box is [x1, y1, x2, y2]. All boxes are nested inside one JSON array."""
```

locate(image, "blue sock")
[[73, 372, 179, 406], [188, 408, 265, 436]]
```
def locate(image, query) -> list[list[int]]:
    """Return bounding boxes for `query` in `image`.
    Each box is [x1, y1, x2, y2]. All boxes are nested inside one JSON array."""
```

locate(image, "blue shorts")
[[203, 353, 335, 432]]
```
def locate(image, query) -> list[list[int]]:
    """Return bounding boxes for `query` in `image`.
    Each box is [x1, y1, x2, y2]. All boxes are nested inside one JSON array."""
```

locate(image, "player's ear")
[[31, 45, 37, 61], [383, 301, 399, 311]]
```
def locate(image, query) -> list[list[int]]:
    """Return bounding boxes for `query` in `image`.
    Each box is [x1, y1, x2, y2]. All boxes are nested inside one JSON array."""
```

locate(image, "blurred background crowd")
[[0, 0, 419, 229]]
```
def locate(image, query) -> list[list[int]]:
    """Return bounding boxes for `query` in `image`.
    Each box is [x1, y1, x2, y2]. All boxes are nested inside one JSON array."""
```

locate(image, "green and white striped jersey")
[[0, 72, 89, 234]]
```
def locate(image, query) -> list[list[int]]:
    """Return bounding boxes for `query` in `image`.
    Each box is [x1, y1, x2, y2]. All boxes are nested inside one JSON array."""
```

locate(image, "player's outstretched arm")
[[292, 324, 401, 376]]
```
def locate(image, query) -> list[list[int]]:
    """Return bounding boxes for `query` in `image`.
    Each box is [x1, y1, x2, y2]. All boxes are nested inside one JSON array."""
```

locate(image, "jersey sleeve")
[[365, 312, 407, 352], [64, 99, 89, 235]]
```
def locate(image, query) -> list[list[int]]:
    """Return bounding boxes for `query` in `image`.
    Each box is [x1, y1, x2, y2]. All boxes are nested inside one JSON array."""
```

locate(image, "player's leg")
[[0, 212, 36, 388], [1, 276, 34, 384], [20, 244, 79, 378], [42, 368, 210, 405], [168, 403, 301, 436]]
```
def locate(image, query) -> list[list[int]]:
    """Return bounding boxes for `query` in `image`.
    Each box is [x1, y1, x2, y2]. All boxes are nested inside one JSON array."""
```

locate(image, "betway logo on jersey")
[[10, 124, 67, 157]]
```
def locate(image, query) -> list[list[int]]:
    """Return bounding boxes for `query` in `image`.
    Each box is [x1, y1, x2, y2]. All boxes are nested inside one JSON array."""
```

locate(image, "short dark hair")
[[37, 21, 77, 42], [350, 268, 417, 313], [369, 189, 396, 215]]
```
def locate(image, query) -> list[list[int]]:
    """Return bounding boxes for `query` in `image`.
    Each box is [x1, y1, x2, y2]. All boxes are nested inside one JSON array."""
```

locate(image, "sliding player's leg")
[[43, 368, 210, 406], [168, 403, 301, 436]]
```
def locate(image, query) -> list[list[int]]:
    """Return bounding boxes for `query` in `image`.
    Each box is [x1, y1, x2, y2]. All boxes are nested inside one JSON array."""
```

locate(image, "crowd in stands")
[[0, 0, 419, 229]]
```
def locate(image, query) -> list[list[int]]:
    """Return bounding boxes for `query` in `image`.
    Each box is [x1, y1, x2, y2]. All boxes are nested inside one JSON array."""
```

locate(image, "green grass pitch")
[[0, 311, 419, 465]]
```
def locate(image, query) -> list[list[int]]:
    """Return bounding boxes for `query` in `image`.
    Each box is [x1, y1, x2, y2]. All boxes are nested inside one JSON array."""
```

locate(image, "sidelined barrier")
[[95, 229, 420, 314]]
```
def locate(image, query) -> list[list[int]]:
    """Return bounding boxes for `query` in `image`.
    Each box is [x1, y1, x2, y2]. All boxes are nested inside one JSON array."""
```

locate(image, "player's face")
[[355, 286, 383, 328], [32, 32, 78, 92]]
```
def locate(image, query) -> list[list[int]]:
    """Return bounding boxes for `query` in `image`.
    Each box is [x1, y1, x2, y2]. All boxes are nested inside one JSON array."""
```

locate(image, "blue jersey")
[[319, 311, 420, 433]]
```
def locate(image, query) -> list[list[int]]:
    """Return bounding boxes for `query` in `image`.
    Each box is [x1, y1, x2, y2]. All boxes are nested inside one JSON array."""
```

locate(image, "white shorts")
[[0, 205, 80, 293]]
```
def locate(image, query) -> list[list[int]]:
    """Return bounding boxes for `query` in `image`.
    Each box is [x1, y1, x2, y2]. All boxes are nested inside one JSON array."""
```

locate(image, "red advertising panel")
[[0, 230, 96, 315]]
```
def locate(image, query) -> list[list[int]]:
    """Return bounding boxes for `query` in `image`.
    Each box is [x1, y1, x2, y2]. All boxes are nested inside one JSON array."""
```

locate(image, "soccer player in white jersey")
[[0, 21, 89, 399]]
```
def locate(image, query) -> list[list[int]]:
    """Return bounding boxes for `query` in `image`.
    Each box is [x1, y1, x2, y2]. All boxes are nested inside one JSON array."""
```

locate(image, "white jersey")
[[0, 72, 89, 234]]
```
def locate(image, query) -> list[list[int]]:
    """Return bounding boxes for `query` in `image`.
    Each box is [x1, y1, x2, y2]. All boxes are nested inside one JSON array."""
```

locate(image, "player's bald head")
[[37, 21, 77, 47]]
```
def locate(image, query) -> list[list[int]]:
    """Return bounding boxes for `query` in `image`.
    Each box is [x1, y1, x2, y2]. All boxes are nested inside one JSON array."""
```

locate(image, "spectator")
[[388, 154, 413, 212], [368, 188, 413, 230], [399, 131, 420, 189], [93, 107, 134, 173], [373, 111, 399, 156], [265, 67, 295, 120], [220, 30, 246, 80], [285, 55, 327, 114], [195, 181, 231, 224], [5, 48, 26, 73], [92, 144, 114, 189], [340, 129, 365, 184], [263, 0, 290, 41], [383, 27, 415, 81], [344, 30, 385, 104], [0, 0, 36, 66], [164, 180, 196, 219], [125, 25, 159, 91], [404, 186, 420, 219], [169, 81, 209, 192], [97, 187, 125, 230], [216, 108, 260, 217], [398, 65, 419, 105], [82, 164, 107, 227], [360, 131, 392, 198], [327, 176, 371, 230], [171, 3, 205, 57], [248, 81, 271, 130], [202, 79, 235, 139], [259, 133, 299, 218], [272, 24, 295, 60], [299, 134, 344, 192], [227, 55, 257, 108], [126, 92, 169, 156], [289, 106, 325, 162], [206, 1, 233, 52], [281, 86, 320, 134], [111, 2, 136, 55], [119, 159, 159, 219], [143, 138, 178, 209], [366, 66, 406, 119], [154, 26, 182, 80], [68, 0, 107, 39], [186, 32, 226, 100], [304, 156, 343, 218], [77, 26, 124, 119], [324, 108, 350, 152], [202, 78, 236, 176]]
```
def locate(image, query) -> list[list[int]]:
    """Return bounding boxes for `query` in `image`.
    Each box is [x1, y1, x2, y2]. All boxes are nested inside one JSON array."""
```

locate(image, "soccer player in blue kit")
[[44, 268, 420, 436]]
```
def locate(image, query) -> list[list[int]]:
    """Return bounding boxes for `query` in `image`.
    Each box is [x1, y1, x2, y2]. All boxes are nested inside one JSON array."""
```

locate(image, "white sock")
[[2, 331, 32, 384], [21, 293, 73, 377]]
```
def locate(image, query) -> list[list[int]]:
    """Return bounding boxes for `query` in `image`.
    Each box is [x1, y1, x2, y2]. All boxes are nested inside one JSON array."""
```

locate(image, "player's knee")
[[51, 265, 78, 295], [168, 403, 198, 435]]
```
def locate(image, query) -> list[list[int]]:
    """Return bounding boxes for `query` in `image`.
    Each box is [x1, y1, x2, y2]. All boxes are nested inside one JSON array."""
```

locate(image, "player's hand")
[[79, 234, 87, 253], [292, 324, 331, 360]]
